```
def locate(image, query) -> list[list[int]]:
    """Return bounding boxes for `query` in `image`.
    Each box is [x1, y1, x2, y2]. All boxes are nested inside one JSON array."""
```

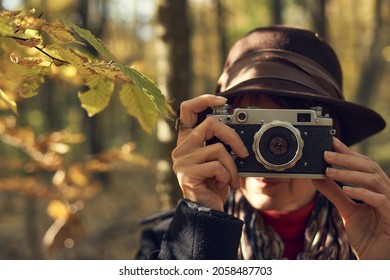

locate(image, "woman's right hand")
[[171, 94, 249, 211]]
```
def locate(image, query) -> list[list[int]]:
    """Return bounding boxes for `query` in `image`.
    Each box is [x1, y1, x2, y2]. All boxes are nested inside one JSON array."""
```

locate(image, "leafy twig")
[[6, 35, 69, 65]]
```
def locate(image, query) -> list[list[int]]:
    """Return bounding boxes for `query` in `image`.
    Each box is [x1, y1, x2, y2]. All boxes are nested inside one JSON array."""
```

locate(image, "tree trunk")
[[215, 0, 228, 68], [271, 0, 283, 24], [79, 0, 107, 155], [25, 197, 43, 259], [354, 0, 389, 152], [310, 0, 328, 40], [154, 0, 192, 210]]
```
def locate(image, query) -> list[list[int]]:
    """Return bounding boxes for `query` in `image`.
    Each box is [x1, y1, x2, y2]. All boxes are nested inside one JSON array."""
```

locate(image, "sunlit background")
[[0, 0, 389, 259]]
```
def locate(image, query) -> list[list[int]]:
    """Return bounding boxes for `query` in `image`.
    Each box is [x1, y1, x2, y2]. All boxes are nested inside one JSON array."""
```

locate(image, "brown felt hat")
[[216, 26, 386, 146]]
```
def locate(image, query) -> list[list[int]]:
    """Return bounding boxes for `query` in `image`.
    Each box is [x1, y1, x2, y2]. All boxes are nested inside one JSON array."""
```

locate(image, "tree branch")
[[5, 35, 69, 65]]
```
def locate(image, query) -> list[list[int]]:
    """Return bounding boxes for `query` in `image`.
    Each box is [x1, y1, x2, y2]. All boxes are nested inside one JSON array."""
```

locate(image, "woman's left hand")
[[313, 137, 390, 259]]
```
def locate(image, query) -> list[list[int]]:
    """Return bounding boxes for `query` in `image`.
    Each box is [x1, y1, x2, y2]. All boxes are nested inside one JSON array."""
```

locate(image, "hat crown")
[[220, 26, 343, 96], [215, 26, 385, 146]]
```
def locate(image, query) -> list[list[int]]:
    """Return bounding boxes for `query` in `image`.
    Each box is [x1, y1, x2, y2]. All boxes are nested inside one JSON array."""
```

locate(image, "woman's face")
[[236, 94, 317, 211]]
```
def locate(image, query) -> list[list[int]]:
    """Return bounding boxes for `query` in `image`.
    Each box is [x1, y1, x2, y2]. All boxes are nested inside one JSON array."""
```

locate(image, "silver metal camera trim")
[[207, 106, 333, 178], [237, 172, 326, 179], [228, 108, 333, 126], [252, 120, 304, 171]]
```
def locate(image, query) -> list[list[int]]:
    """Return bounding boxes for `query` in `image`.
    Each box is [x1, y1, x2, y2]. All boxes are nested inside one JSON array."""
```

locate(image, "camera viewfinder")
[[297, 113, 311, 122]]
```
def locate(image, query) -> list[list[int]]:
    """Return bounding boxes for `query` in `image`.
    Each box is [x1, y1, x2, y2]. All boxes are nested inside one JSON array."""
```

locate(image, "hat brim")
[[216, 78, 386, 146]]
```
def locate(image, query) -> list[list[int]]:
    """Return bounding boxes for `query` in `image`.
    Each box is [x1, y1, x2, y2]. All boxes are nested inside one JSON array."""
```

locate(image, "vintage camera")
[[206, 105, 335, 178]]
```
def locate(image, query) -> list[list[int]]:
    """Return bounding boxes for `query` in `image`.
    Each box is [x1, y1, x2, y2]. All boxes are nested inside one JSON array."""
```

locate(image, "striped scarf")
[[226, 191, 355, 259]]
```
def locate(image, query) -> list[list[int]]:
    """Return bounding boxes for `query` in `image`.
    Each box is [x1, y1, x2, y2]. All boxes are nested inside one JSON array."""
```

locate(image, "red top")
[[260, 199, 316, 259]]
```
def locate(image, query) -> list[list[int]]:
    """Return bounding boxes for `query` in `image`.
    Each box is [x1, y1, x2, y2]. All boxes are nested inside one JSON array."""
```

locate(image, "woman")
[[136, 26, 390, 260]]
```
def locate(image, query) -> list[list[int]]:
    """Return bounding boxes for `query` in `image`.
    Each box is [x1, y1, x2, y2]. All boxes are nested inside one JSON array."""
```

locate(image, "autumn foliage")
[[0, 8, 170, 256], [0, 9, 171, 132]]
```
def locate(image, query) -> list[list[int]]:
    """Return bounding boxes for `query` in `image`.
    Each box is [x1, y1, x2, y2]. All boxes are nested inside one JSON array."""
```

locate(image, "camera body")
[[206, 105, 335, 178]]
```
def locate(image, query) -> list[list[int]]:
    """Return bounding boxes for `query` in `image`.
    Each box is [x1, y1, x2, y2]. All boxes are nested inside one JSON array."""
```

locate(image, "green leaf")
[[68, 23, 115, 60], [117, 64, 169, 118], [119, 83, 159, 133], [0, 89, 18, 114], [78, 74, 115, 117]]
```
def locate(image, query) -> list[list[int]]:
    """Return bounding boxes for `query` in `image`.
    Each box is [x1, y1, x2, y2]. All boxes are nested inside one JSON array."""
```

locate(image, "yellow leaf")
[[10, 53, 43, 67], [68, 164, 88, 186], [14, 37, 41, 48], [47, 199, 69, 220], [14, 14, 46, 31], [42, 22, 78, 44], [0, 10, 22, 17], [0, 89, 18, 114], [17, 66, 51, 98], [0, 16, 14, 36], [47, 44, 92, 75], [89, 63, 120, 80], [78, 74, 115, 116], [119, 83, 158, 133]]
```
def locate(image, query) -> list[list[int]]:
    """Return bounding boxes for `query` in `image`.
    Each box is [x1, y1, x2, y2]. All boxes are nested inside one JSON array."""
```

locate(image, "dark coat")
[[135, 199, 244, 260]]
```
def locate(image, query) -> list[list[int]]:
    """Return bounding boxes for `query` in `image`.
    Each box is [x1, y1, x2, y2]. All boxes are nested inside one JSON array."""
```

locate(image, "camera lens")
[[268, 136, 288, 156], [259, 127, 297, 165], [253, 121, 304, 171]]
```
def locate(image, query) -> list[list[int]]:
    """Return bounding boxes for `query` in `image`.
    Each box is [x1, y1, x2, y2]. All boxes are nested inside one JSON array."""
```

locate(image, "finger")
[[178, 163, 230, 211], [178, 95, 227, 142], [313, 179, 355, 217], [173, 143, 240, 188], [325, 166, 390, 197], [324, 151, 370, 172], [200, 143, 240, 189], [177, 117, 249, 158], [177, 161, 231, 192], [327, 138, 390, 195], [325, 144, 390, 197], [343, 186, 390, 220], [178, 161, 235, 211]]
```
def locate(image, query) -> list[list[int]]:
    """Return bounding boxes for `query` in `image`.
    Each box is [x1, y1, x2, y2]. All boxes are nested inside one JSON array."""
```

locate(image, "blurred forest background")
[[0, 0, 389, 259]]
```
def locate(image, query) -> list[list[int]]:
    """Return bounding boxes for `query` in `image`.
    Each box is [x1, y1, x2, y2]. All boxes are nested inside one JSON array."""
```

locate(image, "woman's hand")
[[171, 94, 249, 211], [313, 137, 390, 259]]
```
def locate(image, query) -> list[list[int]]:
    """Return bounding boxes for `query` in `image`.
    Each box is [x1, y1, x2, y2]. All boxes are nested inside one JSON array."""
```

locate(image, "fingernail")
[[342, 186, 353, 192], [333, 137, 345, 147], [242, 146, 249, 157], [325, 151, 336, 159], [333, 137, 341, 143], [326, 167, 336, 175], [216, 96, 227, 102]]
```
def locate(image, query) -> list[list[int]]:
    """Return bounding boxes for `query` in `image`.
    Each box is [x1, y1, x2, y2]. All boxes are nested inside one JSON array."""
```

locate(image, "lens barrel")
[[253, 121, 304, 171]]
